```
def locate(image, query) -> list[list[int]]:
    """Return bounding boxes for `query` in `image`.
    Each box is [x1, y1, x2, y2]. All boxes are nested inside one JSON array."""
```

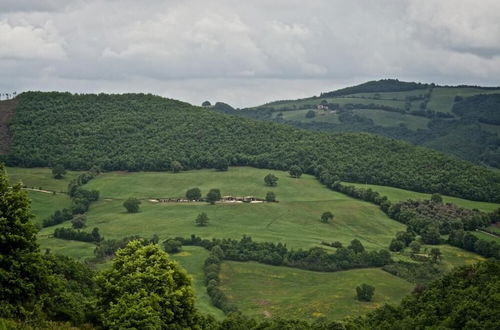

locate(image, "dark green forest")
[[4, 91, 500, 202]]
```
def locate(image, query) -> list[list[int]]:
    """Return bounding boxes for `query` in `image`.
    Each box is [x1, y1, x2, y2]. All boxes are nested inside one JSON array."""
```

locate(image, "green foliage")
[[196, 212, 209, 226], [389, 239, 405, 252], [123, 197, 141, 213], [321, 211, 334, 223], [305, 110, 315, 118], [95, 240, 197, 329], [71, 214, 86, 229], [265, 191, 276, 202], [186, 187, 202, 201], [206, 189, 221, 204], [289, 165, 302, 178], [214, 158, 229, 171], [170, 160, 182, 173], [356, 283, 375, 301], [321, 79, 429, 97], [355, 260, 500, 329], [429, 247, 442, 263], [264, 173, 278, 186], [409, 241, 421, 254], [53, 227, 101, 243], [163, 239, 182, 253], [9, 92, 500, 202], [51, 164, 66, 179], [0, 164, 50, 319], [430, 193, 443, 204]]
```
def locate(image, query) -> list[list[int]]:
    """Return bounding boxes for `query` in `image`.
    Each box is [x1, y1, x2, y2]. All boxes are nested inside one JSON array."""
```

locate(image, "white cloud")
[[0, 20, 66, 60], [0, 0, 499, 106]]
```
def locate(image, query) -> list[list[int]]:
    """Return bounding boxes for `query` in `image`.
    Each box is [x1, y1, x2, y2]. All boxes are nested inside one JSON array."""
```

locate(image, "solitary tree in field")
[[195, 212, 209, 226], [264, 173, 278, 186], [206, 189, 221, 204], [186, 187, 202, 201], [52, 164, 66, 179], [289, 165, 302, 178], [123, 197, 141, 213], [321, 211, 334, 223], [265, 191, 276, 202], [356, 283, 375, 301], [170, 160, 182, 173]]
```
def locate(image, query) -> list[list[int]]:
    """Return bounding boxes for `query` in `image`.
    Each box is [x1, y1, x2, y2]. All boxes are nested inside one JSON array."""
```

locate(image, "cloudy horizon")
[[1, 0, 499, 108]]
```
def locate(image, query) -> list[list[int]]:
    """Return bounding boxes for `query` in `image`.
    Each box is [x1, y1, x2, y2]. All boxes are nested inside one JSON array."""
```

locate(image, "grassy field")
[[345, 182, 500, 212], [219, 261, 413, 321], [472, 231, 500, 243], [7, 167, 82, 192], [427, 87, 500, 113], [171, 246, 225, 319], [354, 109, 429, 130], [265, 96, 406, 110], [27, 191, 72, 225], [276, 109, 341, 124]]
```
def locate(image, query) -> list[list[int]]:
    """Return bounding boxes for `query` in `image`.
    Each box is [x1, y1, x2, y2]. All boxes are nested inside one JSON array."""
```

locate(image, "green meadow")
[[38, 167, 406, 256], [219, 261, 413, 321], [171, 246, 226, 319], [6, 166, 491, 321], [7, 166, 82, 192], [345, 182, 500, 212], [353, 109, 430, 130], [427, 87, 500, 114]]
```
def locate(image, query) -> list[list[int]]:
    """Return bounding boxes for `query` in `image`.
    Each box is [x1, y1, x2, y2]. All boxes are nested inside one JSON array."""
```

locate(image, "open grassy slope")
[[344, 182, 500, 212], [219, 261, 413, 321], [27, 191, 72, 225], [38, 167, 406, 255], [6, 166, 82, 192]]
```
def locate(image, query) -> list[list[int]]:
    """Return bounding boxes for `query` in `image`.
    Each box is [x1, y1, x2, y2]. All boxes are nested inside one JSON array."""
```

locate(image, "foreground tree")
[[356, 283, 375, 301], [0, 164, 50, 319], [95, 240, 197, 329], [264, 173, 278, 186], [123, 197, 141, 213], [195, 212, 209, 226], [206, 189, 221, 204], [320, 211, 334, 223], [289, 165, 303, 178], [186, 187, 202, 201], [52, 164, 66, 179]]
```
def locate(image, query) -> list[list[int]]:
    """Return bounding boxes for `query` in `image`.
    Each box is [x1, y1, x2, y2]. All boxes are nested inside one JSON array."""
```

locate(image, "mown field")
[[219, 261, 413, 321], [38, 167, 406, 255]]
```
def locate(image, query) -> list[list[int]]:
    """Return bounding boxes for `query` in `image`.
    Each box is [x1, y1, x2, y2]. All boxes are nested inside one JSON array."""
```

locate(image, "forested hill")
[[233, 79, 500, 168], [3, 91, 500, 202]]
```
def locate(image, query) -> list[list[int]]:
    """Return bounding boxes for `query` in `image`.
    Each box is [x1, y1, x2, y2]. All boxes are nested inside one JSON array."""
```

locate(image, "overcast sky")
[[1, 0, 499, 107]]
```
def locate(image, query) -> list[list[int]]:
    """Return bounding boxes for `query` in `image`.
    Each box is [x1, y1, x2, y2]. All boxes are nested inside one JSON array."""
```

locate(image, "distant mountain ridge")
[[219, 79, 500, 168]]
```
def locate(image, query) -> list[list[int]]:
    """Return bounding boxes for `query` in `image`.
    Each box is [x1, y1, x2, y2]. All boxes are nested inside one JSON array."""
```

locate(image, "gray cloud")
[[0, 0, 499, 107]]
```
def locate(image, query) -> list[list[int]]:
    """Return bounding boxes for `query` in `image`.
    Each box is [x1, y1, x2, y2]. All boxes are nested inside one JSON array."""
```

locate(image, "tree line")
[[4, 92, 500, 202]]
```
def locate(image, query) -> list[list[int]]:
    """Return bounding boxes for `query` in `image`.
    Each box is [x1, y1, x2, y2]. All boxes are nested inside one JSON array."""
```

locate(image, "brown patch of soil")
[[0, 99, 17, 154]]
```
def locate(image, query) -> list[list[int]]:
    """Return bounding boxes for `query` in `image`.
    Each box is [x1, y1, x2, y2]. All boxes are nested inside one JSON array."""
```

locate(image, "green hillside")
[[219, 261, 413, 321], [3, 92, 500, 202], [235, 79, 500, 168]]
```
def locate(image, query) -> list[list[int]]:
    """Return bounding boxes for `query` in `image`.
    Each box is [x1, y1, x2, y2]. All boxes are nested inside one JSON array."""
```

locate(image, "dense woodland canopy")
[[4, 91, 500, 202]]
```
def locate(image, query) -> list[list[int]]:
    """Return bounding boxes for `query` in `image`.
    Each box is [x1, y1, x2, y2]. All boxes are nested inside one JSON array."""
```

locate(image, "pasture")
[[345, 182, 500, 212], [219, 261, 413, 321]]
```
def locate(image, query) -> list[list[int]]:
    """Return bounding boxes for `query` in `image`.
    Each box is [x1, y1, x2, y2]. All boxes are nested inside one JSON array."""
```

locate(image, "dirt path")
[[0, 99, 17, 154], [23, 187, 56, 194]]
